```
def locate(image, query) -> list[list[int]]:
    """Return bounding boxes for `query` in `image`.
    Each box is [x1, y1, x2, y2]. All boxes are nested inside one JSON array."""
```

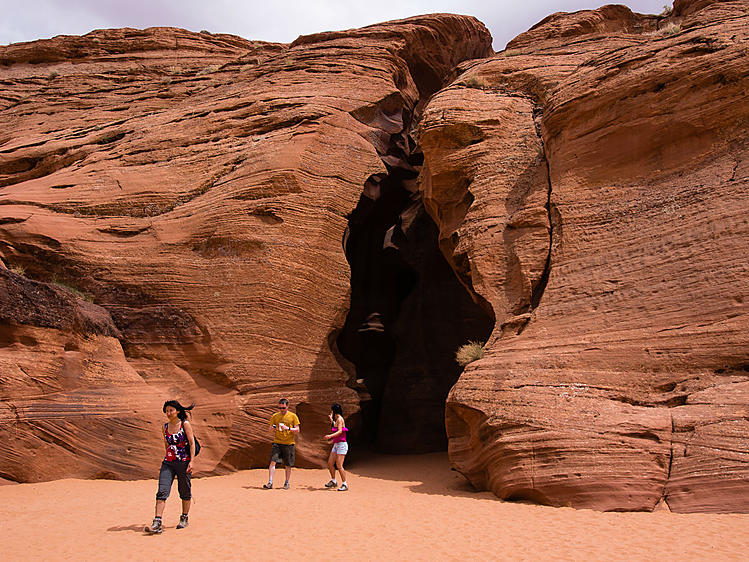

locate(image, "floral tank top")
[[164, 422, 190, 462]]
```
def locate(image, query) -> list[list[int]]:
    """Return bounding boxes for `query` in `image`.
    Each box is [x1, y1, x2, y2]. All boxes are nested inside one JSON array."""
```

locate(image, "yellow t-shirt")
[[270, 411, 300, 445]]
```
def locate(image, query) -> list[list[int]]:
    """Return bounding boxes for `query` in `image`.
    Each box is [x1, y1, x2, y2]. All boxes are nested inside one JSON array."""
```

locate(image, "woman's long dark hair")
[[331, 403, 343, 421], [163, 400, 194, 421]]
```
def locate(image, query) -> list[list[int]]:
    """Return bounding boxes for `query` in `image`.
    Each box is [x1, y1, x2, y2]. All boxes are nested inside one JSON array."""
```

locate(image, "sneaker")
[[337, 483, 348, 491], [177, 514, 189, 529], [145, 518, 163, 534], [324, 480, 337, 488], [282, 481, 290, 490], [262, 482, 273, 489]]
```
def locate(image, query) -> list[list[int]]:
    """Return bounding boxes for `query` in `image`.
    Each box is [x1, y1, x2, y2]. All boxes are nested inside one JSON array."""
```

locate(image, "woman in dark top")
[[145, 400, 197, 534]]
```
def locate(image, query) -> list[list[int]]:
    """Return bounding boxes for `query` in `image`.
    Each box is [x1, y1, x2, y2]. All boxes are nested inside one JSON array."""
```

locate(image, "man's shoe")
[[177, 514, 189, 529], [324, 480, 337, 488], [337, 483, 348, 491], [145, 518, 163, 534], [262, 482, 273, 489], [282, 481, 290, 490]]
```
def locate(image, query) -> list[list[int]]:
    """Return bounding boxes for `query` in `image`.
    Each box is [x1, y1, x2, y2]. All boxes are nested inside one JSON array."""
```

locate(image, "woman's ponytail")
[[331, 402, 343, 420]]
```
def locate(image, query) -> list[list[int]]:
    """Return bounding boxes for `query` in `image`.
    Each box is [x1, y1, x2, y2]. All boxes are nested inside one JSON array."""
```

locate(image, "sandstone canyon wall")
[[0, 0, 747, 513], [0, 19, 492, 481], [420, 0, 749, 512]]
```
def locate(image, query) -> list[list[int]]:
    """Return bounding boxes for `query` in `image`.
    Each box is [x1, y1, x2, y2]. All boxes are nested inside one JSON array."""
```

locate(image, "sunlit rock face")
[[1, 0, 747, 514], [0, 19, 492, 481], [420, 0, 749, 513]]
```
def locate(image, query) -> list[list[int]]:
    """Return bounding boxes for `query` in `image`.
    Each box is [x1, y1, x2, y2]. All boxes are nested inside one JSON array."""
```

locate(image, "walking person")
[[145, 400, 197, 534], [263, 398, 300, 490], [324, 403, 349, 491]]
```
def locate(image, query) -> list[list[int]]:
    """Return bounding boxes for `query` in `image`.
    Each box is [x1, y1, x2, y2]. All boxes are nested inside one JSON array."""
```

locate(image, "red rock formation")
[[2, 1, 747, 514], [0, 19, 492, 481], [420, 0, 749, 512]]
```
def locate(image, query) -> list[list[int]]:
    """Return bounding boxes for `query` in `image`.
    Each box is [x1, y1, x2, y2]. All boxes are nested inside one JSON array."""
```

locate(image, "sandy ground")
[[1, 453, 748, 561]]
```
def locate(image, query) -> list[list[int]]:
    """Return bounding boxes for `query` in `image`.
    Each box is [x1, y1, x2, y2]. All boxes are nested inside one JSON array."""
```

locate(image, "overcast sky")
[[1, 0, 669, 51]]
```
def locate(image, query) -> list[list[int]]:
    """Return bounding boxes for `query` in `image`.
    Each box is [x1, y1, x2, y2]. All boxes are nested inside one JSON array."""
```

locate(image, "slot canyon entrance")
[[336, 129, 494, 454]]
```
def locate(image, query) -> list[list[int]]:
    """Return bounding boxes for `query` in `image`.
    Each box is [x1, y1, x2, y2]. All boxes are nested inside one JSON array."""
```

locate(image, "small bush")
[[660, 4, 673, 17], [9, 264, 26, 276], [197, 64, 221, 76], [48, 71, 59, 80], [660, 22, 681, 35], [503, 49, 522, 57], [463, 76, 488, 89], [456, 341, 485, 367], [50, 276, 94, 302]]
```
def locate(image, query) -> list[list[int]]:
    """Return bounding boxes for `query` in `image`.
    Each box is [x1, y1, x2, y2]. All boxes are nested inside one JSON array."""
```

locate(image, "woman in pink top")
[[324, 403, 348, 491]]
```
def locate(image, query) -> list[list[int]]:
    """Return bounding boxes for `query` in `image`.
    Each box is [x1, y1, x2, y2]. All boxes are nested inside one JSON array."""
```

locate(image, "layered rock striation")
[[419, 0, 749, 512], [1, 0, 747, 514], [0, 19, 492, 480]]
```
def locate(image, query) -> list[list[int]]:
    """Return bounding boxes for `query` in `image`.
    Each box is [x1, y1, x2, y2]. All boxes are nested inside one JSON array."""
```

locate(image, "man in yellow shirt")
[[263, 398, 301, 489]]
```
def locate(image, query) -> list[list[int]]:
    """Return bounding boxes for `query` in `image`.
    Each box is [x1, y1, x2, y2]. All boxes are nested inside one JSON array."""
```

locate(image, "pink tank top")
[[331, 425, 348, 443]]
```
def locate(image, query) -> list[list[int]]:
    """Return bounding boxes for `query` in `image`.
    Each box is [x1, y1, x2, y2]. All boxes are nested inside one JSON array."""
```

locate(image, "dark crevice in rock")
[[0, 470, 20, 483], [0, 147, 89, 188], [93, 131, 126, 145], [0, 216, 30, 225], [729, 161, 739, 181], [530, 106, 555, 312], [658, 412, 676, 510], [337, 112, 493, 454], [504, 487, 552, 505], [623, 431, 661, 442], [609, 393, 690, 408]]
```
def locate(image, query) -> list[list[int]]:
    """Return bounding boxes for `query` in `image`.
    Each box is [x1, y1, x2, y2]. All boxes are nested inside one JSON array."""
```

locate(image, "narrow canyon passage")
[[336, 129, 494, 454]]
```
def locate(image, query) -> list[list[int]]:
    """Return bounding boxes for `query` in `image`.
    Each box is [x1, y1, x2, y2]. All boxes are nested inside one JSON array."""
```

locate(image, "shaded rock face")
[[0, 19, 492, 480], [335, 132, 493, 453], [419, 0, 749, 512]]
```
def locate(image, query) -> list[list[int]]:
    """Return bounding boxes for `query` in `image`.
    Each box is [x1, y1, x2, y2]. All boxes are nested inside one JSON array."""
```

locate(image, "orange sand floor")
[[1, 453, 747, 561]]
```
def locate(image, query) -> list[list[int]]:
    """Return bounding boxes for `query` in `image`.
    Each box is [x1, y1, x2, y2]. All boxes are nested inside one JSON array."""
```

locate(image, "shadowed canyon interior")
[[336, 126, 493, 453]]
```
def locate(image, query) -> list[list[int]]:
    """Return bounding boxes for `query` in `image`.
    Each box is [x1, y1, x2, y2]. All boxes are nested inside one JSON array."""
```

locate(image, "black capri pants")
[[156, 460, 191, 500]]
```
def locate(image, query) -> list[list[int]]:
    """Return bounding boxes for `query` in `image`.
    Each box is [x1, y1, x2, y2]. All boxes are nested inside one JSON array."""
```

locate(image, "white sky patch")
[[0, 0, 670, 50]]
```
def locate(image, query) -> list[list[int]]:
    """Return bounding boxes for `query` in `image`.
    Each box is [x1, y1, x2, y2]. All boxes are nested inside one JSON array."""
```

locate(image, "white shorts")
[[332, 442, 349, 455]]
